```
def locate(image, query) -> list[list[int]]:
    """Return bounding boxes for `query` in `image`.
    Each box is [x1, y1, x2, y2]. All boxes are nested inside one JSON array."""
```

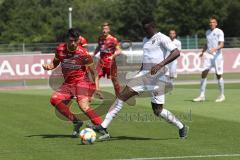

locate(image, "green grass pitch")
[[0, 83, 240, 160]]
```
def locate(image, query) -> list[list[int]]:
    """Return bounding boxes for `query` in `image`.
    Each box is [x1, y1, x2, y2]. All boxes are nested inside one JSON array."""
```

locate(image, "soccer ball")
[[79, 128, 96, 144]]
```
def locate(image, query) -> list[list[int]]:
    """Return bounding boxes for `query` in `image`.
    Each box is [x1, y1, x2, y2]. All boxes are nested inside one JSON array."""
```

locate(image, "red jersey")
[[55, 43, 93, 84], [98, 34, 120, 68], [78, 36, 88, 47]]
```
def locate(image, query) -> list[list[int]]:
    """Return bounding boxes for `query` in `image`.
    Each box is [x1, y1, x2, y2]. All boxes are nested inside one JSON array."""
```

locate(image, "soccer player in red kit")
[[94, 22, 122, 97], [78, 35, 88, 48], [42, 28, 103, 137], [75, 28, 88, 48]]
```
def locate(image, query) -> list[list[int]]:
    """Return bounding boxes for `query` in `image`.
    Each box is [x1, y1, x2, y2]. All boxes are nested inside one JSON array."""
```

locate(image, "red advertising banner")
[[0, 48, 240, 80], [0, 54, 54, 80]]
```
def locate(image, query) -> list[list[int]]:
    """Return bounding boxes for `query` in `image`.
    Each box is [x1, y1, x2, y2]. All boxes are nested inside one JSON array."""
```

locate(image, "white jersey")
[[206, 28, 224, 57], [202, 28, 224, 74], [172, 39, 181, 50], [127, 32, 176, 104], [142, 32, 177, 70], [166, 38, 181, 57], [166, 38, 181, 78]]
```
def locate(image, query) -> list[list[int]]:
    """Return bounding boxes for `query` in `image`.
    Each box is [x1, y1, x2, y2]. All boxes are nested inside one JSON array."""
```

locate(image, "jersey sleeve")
[[80, 36, 88, 47], [55, 43, 65, 60], [218, 29, 224, 42], [161, 35, 177, 52], [81, 47, 94, 66], [114, 37, 121, 49]]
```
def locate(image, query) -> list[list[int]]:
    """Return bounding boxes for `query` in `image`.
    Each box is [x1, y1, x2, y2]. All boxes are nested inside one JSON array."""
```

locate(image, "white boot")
[[193, 95, 205, 102], [215, 95, 225, 102]]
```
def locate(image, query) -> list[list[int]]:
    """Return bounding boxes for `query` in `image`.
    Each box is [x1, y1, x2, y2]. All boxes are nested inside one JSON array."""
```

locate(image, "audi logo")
[[177, 52, 203, 72]]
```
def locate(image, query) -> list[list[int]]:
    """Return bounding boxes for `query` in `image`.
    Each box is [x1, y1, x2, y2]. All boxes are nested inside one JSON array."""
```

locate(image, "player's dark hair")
[[75, 27, 83, 35], [169, 29, 176, 32], [209, 15, 218, 22], [67, 28, 80, 39], [102, 22, 110, 27], [141, 17, 156, 27]]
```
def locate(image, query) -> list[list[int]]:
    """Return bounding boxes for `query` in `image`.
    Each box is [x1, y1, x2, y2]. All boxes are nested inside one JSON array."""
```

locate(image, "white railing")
[[0, 37, 240, 54]]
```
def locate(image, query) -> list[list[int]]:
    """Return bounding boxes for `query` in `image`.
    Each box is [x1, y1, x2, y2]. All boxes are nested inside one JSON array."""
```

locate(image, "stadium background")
[[0, 0, 240, 88], [1, 0, 240, 160]]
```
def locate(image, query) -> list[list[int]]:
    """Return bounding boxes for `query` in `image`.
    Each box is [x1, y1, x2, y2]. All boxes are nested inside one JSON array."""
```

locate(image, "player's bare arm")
[[42, 57, 60, 70], [82, 43, 88, 50], [151, 48, 180, 75], [209, 41, 224, 54], [88, 63, 104, 99], [199, 44, 207, 57], [109, 45, 121, 60]]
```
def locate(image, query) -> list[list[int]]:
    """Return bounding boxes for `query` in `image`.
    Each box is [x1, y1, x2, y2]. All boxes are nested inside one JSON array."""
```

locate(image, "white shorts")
[[127, 70, 172, 104], [166, 60, 177, 78], [203, 53, 224, 75]]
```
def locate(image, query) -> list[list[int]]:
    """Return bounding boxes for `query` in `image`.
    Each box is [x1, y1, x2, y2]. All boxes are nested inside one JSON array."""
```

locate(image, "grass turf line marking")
[[115, 153, 240, 160]]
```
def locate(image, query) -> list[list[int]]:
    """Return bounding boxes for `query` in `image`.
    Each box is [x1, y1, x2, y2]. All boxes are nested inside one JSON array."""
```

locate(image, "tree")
[[72, 0, 115, 42], [0, 0, 239, 44], [109, 0, 158, 41], [0, 0, 73, 43], [154, 0, 230, 37], [223, 0, 240, 37]]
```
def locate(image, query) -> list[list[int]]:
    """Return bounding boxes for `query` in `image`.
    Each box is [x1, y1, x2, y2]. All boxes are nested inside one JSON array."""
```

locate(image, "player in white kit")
[[193, 16, 225, 102], [167, 30, 182, 80], [89, 17, 189, 140]]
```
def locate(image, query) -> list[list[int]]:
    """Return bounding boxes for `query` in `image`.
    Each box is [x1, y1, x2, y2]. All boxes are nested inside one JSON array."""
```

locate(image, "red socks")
[[51, 100, 77, 122], [50, 95, 102, 125], [85, 108, 102, 125]]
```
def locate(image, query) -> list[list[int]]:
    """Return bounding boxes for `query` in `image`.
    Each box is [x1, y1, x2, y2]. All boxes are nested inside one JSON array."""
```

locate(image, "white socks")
[[218, 77, 224, 96], [101, 98, 184, 130], [200, 77, 224, 97], [159, 108, 184, 129], [101, 98, 124, 128], [200, 78, 207, 97]]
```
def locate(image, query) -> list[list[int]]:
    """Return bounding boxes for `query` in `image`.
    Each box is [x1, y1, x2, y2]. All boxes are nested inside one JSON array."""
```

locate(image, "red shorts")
[[96, 61, 118, 79], [53, 79, 96, 101]]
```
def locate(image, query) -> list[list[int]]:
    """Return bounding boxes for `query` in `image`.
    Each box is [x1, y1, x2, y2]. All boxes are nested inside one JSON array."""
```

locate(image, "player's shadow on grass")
[[109, 136, 178, 141], [26, 134, 74, 139], [184, 99, 211, 102]]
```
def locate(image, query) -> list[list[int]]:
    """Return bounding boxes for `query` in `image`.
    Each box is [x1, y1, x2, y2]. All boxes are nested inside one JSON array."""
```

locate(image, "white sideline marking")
[[115, 153, 240, 160]]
